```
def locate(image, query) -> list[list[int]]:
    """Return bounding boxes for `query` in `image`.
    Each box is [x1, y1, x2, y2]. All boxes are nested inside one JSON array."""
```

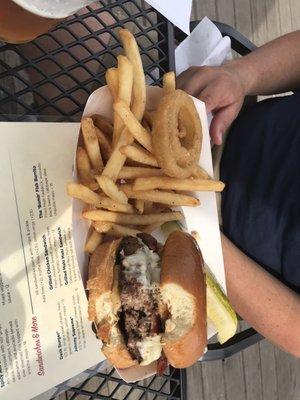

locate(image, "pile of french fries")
[[67, 29, 224, 254]]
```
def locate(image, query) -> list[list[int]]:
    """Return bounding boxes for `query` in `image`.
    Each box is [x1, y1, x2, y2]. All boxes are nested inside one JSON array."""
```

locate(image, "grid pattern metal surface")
[[50, 366, 186, 400], [0, 0, 174, 120]]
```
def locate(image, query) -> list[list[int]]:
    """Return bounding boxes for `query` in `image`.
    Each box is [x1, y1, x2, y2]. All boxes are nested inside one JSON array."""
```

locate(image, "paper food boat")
[[72, 85, 226, 382]]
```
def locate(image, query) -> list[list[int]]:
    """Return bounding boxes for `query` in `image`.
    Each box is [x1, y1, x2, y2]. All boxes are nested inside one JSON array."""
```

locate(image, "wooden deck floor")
[[187, 1, 300, 400]]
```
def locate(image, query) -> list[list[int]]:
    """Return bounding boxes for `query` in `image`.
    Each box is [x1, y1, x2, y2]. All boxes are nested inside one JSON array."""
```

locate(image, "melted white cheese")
[[95, 293, 118, 325], [137, 335, 162, 366], [122, 240, 162, 365], [122, 245, 160, 287]]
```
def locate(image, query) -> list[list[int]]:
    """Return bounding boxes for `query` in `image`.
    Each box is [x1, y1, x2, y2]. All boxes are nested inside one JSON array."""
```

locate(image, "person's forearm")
[[221, 234, 300, 357], [229, 31, 300, 95]]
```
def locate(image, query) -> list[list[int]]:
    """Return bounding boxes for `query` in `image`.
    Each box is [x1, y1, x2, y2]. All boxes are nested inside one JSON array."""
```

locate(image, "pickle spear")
[[205, 266, 237, 344]]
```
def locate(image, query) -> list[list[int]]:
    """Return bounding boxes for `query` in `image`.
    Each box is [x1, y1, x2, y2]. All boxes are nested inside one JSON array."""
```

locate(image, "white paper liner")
[[72, 85, 225, 381]]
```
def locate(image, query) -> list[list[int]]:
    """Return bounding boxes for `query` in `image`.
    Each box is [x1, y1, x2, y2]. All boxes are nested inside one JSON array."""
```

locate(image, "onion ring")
[[152, 90, 202, 178]]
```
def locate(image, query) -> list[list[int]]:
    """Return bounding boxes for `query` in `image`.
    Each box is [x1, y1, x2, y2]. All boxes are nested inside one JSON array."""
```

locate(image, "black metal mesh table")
[[0, 0, 175, 119], [49, 364, 187, 400], [0, 1, 186, 399]]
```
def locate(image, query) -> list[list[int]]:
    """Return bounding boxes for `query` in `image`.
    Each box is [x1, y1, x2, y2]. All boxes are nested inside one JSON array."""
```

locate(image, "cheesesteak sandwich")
[[87, 230, 207, 370]]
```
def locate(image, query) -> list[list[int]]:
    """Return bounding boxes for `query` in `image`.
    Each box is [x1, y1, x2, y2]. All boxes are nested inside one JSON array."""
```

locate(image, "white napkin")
[[175, 16, 232, 74], [146, 0, 192, 35], [175, 17, 232, 127]]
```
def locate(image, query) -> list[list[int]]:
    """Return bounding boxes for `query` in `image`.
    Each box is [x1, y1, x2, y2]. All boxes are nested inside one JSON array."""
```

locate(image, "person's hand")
[[177, 64, 247, 145]]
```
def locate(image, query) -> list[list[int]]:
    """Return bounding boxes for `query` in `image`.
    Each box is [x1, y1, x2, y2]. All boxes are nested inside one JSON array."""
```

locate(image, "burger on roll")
[[87, 230, 207, 371]]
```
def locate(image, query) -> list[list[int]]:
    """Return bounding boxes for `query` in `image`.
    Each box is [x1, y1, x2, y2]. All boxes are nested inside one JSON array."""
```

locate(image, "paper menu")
[[0, 122, 103, 400], [146, 0, 192, 35]]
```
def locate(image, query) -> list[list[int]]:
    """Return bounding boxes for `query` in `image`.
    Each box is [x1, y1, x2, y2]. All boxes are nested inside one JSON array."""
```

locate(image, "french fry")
[[117, 55, 133, 105], [73, 29, 217, 251], [97, 222, 141, 237], [163, 71, 176, 95], [76, 146, 94, 186], [67, 182, 102, 205], [94, 125, 112, 161], [102, 129, 134, 182], [114, 101, 152, 152], [98, 30, 148, 182], [91, 114, 113, 137], [113, 55, 134, 147], [83, 210, 184, 225], [121, 184, 200, 207], [96, 196, 134, 213], [84, 228, 103, 253], [133, 176, 225, 192], [81, 117, 103, 169], [118, 166, 163, 180], [67, 183, 133, 212], [193, 165, 211, 180], [135, 199, 144, 214], [93, 221, 114, 233], [105, 67, 119, 100], [96, 175, 128, 205], [120, 144, 158, 167], [89, 181, 100, 191], [119, 28, 146, 121]]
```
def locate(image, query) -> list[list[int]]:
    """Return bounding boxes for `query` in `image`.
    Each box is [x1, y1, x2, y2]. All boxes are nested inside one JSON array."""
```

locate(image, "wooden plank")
[[192, 0, 217, 21], [191, 0, 201, 21], [275, 346, 300, 400], [293, 356, 300, 399], [233, 0, 253, 40], [222, 351, 246, 400], [215, 0, 235, 27], [201, 360, 226, 400], [239, 321, 263, 400], [259, 339, 278, 400], [186, 362, 205, 400], [278, 0, 292, 35], [265, 0, 281, 42], [249, 0, 268, 45], [289, 0, 300, 30]]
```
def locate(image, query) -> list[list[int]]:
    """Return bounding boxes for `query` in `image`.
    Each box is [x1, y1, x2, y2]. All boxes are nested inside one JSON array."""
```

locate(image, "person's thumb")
[[209, 103, 241, 145]]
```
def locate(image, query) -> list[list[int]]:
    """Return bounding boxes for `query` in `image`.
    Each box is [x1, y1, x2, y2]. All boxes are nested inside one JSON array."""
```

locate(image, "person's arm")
[[222, 233, 300, 357], [232, 30, 300, 95], [177, 31, 300, 144]]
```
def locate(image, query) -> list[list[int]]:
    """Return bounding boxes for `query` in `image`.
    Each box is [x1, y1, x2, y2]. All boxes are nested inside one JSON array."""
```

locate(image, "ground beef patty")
[[117, 235, 162, 362]]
